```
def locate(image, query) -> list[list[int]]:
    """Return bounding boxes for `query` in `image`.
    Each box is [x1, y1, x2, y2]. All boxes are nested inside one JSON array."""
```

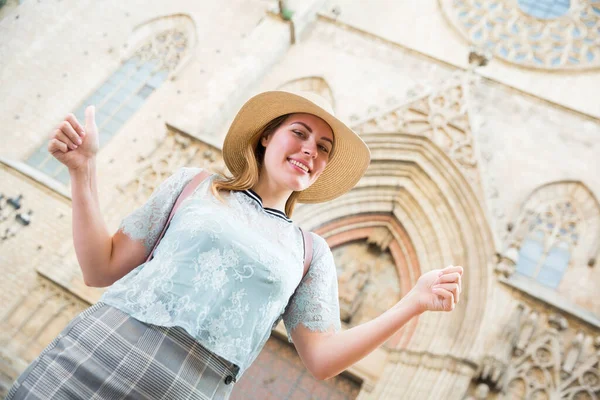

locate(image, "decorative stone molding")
[[439, 0, 600, 70], [0, 276, 88, 365], [368, 347, 477, 399], [388, 348, 478, 376], [495, 244, 519, 277], [472, 302, 600, 399], [499, 274, 600, 329], [366, 226, 395, 252], [0, 157, 71, 201]]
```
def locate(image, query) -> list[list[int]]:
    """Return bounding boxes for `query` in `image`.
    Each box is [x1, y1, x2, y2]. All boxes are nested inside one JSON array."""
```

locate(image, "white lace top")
[[100, 167, 341, 377]]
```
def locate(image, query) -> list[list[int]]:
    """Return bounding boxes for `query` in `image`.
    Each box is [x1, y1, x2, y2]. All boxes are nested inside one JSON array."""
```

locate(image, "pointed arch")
[[295, 131, 495, 358], [277, 76, 335, 111], [505, 181, 600, 298], [25, 14, 196, 184], [121, 13, 197, 78]]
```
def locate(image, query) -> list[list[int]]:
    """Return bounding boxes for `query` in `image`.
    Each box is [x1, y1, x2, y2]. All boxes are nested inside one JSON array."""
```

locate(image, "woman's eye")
[[319, 145, 330, 153], [293, 130, 304, 137]]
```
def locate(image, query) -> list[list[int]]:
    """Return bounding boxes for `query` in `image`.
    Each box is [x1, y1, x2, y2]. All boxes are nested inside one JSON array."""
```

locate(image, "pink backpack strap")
[[299, 227, 313, 279], [146, 170, 212, 263]]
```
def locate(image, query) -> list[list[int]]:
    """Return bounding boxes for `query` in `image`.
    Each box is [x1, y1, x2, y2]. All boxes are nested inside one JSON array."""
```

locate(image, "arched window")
[[537, 241, 571, 288], [515, 231, 544, 278], [514, 201, 578, 289], [277, 76, 335, 111], [26, 29, 189, 184]]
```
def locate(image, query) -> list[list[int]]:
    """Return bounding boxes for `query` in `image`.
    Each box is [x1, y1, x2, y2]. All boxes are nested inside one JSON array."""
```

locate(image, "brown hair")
[[211, 114, 302, 217]]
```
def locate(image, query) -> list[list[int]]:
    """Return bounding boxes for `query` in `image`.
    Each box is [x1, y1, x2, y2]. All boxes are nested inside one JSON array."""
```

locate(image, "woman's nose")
[[303, 149, 316, 158], [303, 143, 317, 158]]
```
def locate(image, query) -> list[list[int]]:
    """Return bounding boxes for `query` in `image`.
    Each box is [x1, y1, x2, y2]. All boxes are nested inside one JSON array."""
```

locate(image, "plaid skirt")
[[5, 302, 240, 400]]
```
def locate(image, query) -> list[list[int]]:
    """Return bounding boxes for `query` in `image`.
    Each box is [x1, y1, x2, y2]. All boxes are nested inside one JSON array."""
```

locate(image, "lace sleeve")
[[282, 233, 341, 343], [118, 167, 202, 253]]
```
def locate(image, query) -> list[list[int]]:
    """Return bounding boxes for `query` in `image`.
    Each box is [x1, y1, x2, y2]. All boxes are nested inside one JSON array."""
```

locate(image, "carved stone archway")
[[294, 72, 496, 398]]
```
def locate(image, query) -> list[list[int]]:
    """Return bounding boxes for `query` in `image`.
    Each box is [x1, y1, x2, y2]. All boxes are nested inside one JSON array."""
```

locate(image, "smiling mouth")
[[288, 158, 310, 173]]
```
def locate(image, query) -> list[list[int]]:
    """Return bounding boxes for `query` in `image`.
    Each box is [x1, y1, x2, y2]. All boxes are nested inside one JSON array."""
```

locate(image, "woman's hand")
[[47, 105, 99, 171], [405, 265, 464, 313]]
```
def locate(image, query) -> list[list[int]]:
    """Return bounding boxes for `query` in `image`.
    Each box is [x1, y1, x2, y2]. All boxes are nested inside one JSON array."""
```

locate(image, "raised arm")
[[73, 164, 201, 287], [69, 159, 119, 287], [47, 106, 114, 287], [50, 107, 198, 287], [282, 235, 463, 381], [66, 108, 149, 287]]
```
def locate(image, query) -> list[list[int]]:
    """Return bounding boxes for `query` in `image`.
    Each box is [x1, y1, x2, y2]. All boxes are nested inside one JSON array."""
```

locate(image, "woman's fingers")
[[441, 265, 463, 275], [48, 138, 68, 154], [438, 272, 462, 293], [432, 288, 455, 310], [59, 120, 83, 148], [65, 113, 85, 134], [433, 283, 459, 303], [55, 129, 78, 150]]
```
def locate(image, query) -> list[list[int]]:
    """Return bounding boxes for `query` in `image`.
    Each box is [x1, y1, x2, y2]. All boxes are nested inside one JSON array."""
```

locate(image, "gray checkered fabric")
[[5, 302, 240, 400]]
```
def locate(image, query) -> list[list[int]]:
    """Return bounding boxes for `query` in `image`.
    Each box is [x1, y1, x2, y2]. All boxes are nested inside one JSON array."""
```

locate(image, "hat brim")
[[223, 91, 371, 204]]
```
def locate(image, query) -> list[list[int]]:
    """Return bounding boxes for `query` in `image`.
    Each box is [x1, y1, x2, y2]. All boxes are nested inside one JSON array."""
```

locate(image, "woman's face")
[[261, 113, 334, 192]]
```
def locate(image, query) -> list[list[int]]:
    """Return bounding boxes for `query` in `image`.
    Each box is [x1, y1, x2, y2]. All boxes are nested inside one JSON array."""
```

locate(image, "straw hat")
[[223, 90, 371, 204]]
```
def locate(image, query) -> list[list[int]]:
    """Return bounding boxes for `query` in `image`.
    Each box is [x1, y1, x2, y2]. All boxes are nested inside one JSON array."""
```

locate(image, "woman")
[[7, 90, 463, 399]]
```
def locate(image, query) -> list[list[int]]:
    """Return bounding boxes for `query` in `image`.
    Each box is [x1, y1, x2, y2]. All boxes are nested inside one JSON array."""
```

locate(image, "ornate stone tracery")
[[133, 29, 190, 72], [353, 71, 483, 195], [122, 13, 196, 74], [116, 128, 226, 206], [472, 303, 600, 400], [496, 181, 600, 281], [439, 0, 600, 70]]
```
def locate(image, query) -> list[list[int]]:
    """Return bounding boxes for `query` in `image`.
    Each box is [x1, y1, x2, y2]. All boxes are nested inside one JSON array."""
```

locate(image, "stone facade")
[[1, 0, 598, 399]]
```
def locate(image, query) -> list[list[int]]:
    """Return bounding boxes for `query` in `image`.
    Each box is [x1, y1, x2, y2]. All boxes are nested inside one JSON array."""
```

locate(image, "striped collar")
[[240, 189, 292, 223]]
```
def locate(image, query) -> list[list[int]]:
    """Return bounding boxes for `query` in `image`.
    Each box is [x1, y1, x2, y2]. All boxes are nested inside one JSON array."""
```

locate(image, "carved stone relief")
[[470, 303, 600, 399], [116, 128, 227, 206], [133, 28, 190, 72], [353, 71, 484, 196], [331, 239, 401, 327]]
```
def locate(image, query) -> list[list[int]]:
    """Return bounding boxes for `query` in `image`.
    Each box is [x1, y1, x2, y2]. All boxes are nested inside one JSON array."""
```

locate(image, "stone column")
[[358, 349, 476, 400]]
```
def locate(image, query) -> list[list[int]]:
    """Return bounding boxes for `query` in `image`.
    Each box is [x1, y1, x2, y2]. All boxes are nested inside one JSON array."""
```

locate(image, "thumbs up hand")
[[47, 106, 100, 171]]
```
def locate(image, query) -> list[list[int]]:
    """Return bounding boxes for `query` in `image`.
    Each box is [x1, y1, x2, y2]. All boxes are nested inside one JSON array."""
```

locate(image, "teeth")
[[289, 159, 309, 172]]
